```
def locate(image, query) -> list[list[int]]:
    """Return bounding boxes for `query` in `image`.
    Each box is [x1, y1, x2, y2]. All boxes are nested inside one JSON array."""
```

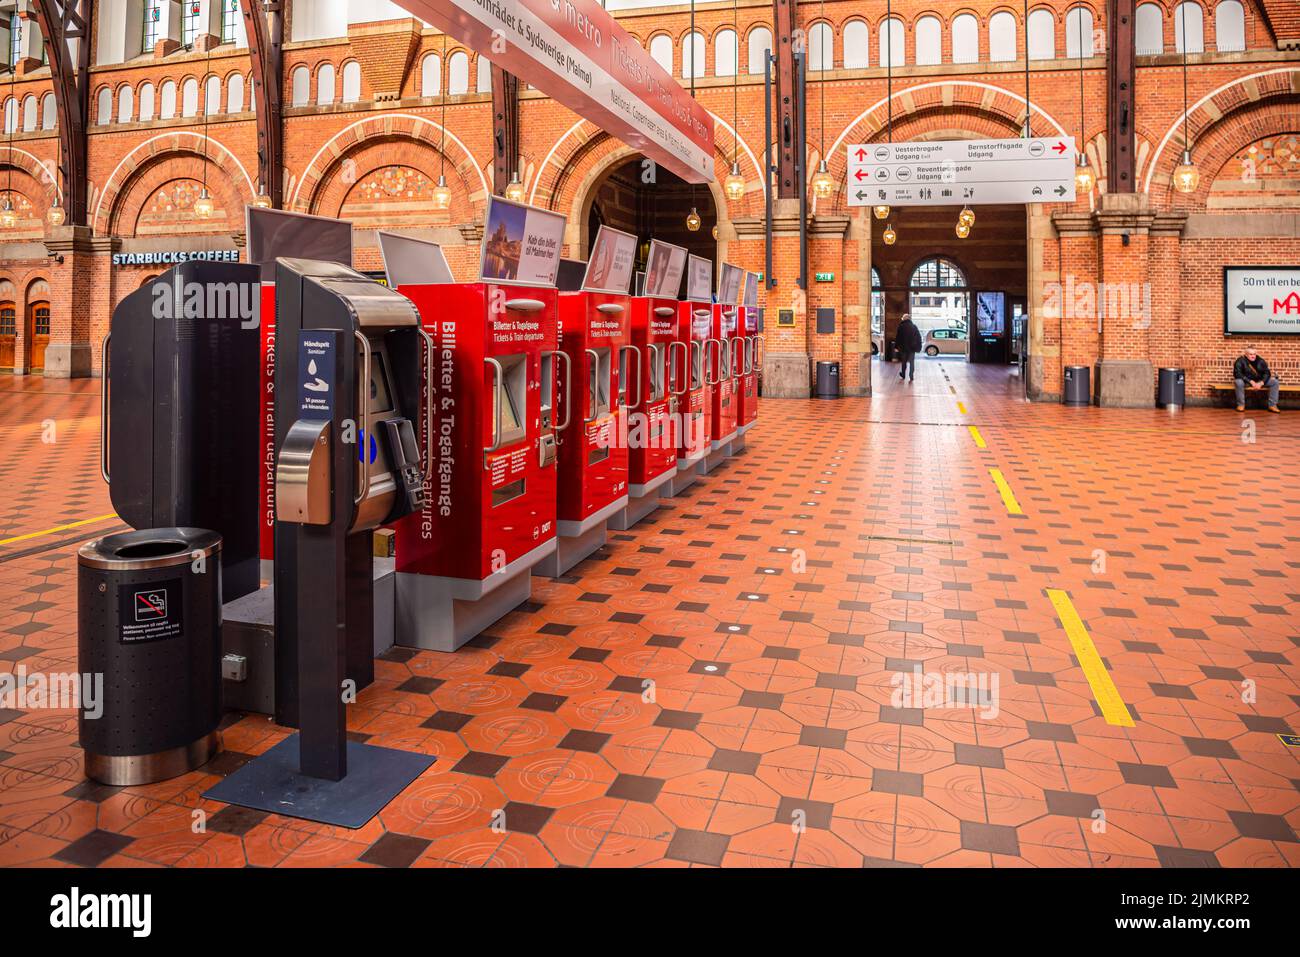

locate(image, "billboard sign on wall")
[[1224, 266, 1300, 335]]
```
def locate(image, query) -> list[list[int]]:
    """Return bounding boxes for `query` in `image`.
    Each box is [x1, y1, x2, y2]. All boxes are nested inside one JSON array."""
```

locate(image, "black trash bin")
[[1157, 367, 1186, 410], [77, 528, 223, 785], [815, 361, 841, 399], [1063, 365, 1091, 406]]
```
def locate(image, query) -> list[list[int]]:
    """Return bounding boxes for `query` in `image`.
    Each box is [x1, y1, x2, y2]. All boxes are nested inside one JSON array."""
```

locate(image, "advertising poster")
[[743, 271, 760, 310], [645, 240, 688, 300], [480, 196, 565, 287], [583, 226, 638, 294], [687, 255, 713, 302], [1223, 266, 1300, 335], [718, 263, 743, 305]]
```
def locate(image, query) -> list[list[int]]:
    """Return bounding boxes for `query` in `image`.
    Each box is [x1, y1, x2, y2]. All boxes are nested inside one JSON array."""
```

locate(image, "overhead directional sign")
[[845, 138, 1077, 207], [1224, 266, 1300, 335], [395, 0, 714, 184]]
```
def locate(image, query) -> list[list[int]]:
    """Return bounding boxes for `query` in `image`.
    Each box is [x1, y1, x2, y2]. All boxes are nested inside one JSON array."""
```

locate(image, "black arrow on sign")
[[1237, 300, 1262, 315], [856, 190, 867, 201], [1054, 185, 1068, 196]]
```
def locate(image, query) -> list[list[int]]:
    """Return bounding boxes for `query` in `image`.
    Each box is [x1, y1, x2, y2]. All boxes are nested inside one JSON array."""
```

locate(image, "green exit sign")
[[815, 272, 835, 283]]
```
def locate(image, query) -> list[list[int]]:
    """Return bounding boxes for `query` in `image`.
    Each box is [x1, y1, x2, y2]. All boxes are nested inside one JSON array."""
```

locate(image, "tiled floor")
[[1, 359, 1297, 868]]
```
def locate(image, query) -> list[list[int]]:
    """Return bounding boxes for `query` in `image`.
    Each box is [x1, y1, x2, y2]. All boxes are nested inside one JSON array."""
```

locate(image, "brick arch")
[[93, 131, 256, 235], [1141, 67, 1300, 203], [530, 112, 765, 222], [290, 113, 488, 214], [308, 137, 479, 227], [822, 82, 1070, 214], [0, 147, 60, 205], [106, 153, 246, 238]]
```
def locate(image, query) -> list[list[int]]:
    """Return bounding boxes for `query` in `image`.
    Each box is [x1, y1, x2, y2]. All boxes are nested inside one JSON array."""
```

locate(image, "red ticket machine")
[[699, 301, 739, 474], [663, 299, 711, 495], [734, 303, 761, 447], [392, 284, 562, 650], [535, 289, 632, 575], [609, 294, 680, 529]]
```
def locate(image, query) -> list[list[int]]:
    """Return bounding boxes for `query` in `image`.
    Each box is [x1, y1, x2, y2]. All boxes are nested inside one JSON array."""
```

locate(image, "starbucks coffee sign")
[[112, 249, 241, 267]]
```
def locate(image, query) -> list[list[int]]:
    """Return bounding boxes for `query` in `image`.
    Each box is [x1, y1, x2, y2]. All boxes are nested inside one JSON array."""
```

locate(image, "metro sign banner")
[[1224, 266, 1300, 336], [396, 0, 714, 184], [846, 137, 1077, 207]]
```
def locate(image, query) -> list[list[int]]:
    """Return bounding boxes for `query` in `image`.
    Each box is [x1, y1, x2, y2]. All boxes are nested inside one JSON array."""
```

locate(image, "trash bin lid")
[[78, 527, 222, 571]]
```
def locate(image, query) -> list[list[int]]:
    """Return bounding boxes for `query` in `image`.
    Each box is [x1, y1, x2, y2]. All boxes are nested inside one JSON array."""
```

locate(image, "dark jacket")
[[897, 320, 923, 355], [1233, 355, 1272, 383]]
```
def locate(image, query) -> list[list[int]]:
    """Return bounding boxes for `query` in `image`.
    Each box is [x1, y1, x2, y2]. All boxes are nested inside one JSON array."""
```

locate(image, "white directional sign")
[[1224, 266, 1300, 335], [845, 137, 1077, 207]]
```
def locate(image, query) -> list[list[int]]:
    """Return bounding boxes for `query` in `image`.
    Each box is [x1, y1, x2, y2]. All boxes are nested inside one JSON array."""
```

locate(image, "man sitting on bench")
[[1233, 346, 1281, 414]]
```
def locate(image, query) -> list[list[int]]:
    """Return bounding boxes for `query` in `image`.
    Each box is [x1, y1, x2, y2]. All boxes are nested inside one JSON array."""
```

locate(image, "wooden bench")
[[1209, 383, 1300, 408]]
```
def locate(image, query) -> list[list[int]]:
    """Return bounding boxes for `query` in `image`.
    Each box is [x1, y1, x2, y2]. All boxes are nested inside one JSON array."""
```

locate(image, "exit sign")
[[815, 272, 835, 283]]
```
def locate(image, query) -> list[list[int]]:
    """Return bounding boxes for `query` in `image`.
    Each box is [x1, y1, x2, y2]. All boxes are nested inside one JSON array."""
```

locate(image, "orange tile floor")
[[1, 360, 1298, 868]]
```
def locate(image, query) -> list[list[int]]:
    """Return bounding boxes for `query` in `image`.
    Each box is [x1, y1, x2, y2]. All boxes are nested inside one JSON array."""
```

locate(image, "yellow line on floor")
[[968, 425, 987, 449], [956, 401, 968, 415], [0, 513, 118, 547], [988, 468, 1023, 515], [1046, 588, 1136, 728]]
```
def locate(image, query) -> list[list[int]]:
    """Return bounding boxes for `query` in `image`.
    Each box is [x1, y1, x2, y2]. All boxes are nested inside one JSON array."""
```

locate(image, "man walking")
[[896, 314, 922, 382], [1233, 346, 1281, 413]]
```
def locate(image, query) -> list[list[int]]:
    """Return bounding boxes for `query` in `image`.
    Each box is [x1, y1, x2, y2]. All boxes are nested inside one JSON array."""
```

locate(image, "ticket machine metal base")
[[395, 539, 553, 652], [698, 437, 735, 475], [609, 470, 674, 530], [204, 734, 433, 829], [536, 496, 627, 577], [664, 454, 704, 496]]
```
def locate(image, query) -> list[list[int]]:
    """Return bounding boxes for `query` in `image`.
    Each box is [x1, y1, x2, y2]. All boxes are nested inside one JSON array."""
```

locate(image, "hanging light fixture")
[[686, 207, 702, 232], [1173, 1, 1198, 194], [0, 198, 16, 231], [1072, 8, 1095, 196], [434, 33, 455, 210], [711, 224, 719, 241], [505, 171, 526, 202], [194, 41, 214, 220], [251, 189, 273, 209], [808, 0, 834, 201], [873, 204, 890, 220], [46, 195, 65, 227], [882, 223, 897, 246], [955, 221, 971, 239], [959, 206, 975, 227], [724, 0, 746, 204]]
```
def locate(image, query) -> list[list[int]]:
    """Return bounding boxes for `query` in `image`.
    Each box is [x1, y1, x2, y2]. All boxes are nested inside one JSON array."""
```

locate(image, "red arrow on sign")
[[854, 148, 867, 161], [854, 169, 867, 181], [1053, 142, 1068, 154]]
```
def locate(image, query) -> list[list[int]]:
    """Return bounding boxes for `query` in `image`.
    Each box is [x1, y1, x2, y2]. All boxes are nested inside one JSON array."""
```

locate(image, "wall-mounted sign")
[[777, 309, 795, 328], [112, 249, 240, 267], [846, 138, 1077, 207], [814, 271, 835, 283], [395, 0, 714, 183], [1224, 266, 1300, 335], [480, 196, 565, 287]]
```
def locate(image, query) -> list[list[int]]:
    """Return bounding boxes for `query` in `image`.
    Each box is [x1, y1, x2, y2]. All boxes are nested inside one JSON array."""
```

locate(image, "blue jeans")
[[1235, 376, 1280, 407]]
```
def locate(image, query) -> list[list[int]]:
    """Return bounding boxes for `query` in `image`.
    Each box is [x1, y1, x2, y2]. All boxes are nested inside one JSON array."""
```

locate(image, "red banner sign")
[[395, 0, 715, 184]]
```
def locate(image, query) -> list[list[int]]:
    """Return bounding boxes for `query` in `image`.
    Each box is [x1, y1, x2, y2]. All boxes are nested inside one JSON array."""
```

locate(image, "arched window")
[[1215, 1, 1245, 52], [715, 29, 737, 76], [227, 73, 244, 113], [915, 17, 941, 66], [317, 63, 336, 105], [421, 53, 441, 96], [910, 257, 970, 331], [248, 73, 255, 113], [142, 0, 163, 52], [22, 95, 36, 132], [911, 257, 967, 288], [1065, 6, 1095, 57], [222, 0, 243, 44], [746, 27, 772, 73], [7, 12, 20, 68], [808, 22, 833, 71], [953, 14, 979, 64], [40, 92, 55, 129], [137, 83, 154, 122], [651, 34, 673, 74], [95, 87, 112, 126], [117, 85, 134, 123], [879, 17, 904, 67], [205, 74, 221, 114], [476, 55, 492, 93], [448, 51, 469, 94], [1135, 3, 1164, 55], [341, 61, 361, 102], [291, 65, 310, 106], [160, 80, 177, 119], [181, 77, 199, 117], [989, 11, 1018, 61], [182, 1, 202, 47], [682, 30, 704, 78], [843, 20, 869, 68], [1028, 9, 1056, 59], [1174, 2, 1204, 53]]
